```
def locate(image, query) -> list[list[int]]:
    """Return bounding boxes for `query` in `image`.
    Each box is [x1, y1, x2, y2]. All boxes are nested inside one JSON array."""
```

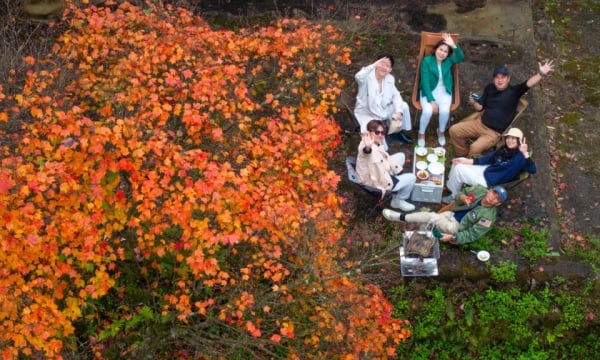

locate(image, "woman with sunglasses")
[[356, 120, 416, 212]]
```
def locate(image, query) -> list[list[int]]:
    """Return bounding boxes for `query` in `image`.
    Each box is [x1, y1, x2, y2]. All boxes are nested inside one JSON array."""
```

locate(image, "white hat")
[[504, 128, 523, 143]]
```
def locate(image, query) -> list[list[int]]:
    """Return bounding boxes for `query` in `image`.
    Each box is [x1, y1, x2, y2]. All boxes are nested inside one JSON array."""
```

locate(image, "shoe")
[[391, 198, 415, 212], [417, 134, 425, 148], [398, 130, 414, 144], [438, 135, 446, 146], [383, 209, 403, 222], [442, 195, 454, 204], [437, 131, 446, 146]]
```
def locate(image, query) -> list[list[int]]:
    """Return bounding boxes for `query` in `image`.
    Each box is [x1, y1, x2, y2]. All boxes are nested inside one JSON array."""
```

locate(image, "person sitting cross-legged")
[[383, 185, 507, 245]]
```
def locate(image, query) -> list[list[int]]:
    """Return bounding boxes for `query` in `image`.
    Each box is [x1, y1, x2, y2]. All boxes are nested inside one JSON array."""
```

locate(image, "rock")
[[23, 0, 65, 17]]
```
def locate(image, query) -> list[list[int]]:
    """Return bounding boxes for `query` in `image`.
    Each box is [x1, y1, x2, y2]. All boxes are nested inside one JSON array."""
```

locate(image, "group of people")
[[353, 33, 555, 245]]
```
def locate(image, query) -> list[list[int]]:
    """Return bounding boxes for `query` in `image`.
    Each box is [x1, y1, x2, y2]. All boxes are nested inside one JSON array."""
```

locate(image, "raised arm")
[[519, 137, 537, 174], [526, 59, 555, 88]]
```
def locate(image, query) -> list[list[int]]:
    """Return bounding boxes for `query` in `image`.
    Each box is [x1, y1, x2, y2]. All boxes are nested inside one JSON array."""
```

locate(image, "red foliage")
[[0, 1, 409, 358]]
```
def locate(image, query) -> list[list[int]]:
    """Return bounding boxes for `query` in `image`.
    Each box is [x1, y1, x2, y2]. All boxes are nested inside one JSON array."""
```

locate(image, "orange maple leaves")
[[0, 1, 409, 358]]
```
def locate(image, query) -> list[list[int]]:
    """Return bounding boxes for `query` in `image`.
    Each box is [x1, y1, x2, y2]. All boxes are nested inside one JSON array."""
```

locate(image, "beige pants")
[[405, 211, 460, 234], [449, 112, 501, 157]]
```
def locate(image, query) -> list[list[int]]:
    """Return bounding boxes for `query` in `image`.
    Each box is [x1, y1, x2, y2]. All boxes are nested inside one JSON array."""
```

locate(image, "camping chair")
[[496, 98, 529, 147], [346, 156, 393, 219], [498, 171, 530, 190], [411, 32, 461, 128]]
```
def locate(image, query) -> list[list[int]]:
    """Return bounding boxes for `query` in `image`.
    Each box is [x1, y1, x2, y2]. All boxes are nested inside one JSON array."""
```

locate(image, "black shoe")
[[398, 130, 414, 144]]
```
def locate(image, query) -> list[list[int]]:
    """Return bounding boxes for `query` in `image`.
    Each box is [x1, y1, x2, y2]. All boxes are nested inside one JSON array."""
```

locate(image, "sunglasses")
[[373, 130, 386, 136]]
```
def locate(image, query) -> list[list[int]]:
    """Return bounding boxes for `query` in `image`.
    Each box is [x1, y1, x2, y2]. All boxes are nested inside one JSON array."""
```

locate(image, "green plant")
[[373, 34, 387, 48], [392, 281, 599, 359], [489, 260, 517, 283], [517, 226, 550, 262], [476, 225, 512, 250], [569, 233, 600, 274]]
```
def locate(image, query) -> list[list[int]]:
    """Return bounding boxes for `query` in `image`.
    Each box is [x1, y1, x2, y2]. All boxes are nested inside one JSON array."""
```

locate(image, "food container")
[[417, 170, 429, 180], [416, 161, 428, 170], [415, 147, 428, 156], [411, 147, 445, 203], [426, 153, 439, 163]]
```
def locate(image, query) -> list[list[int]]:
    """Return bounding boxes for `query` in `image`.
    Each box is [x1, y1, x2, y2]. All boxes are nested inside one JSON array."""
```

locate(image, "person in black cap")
[[354, 54, 414, 147], [449, 60, 555, 157]]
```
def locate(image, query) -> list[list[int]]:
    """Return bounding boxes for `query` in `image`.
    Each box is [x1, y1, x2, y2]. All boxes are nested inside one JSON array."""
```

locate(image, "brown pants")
[[449, 112, 501, 157]]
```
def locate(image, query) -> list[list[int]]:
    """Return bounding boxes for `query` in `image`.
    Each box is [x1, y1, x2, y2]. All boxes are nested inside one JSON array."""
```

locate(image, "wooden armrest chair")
[[346, 156, 393, 219], [411, 31, 461, 127]]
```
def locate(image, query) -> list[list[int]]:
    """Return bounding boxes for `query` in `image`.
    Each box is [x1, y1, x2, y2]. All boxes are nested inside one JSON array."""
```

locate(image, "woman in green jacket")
[[417, 33, 464, 147]]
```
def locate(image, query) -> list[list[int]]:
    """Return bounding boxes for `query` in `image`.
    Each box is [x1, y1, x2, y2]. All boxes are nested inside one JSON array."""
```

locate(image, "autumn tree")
[[0, 1, 410, 358]]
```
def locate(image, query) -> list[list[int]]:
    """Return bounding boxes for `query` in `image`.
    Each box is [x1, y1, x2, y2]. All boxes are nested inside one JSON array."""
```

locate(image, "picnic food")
[[417, 170, 429, 180]]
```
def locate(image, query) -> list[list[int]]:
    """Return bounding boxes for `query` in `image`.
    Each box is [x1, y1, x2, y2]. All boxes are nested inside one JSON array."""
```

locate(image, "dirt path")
[[530, 1, 600, 246]]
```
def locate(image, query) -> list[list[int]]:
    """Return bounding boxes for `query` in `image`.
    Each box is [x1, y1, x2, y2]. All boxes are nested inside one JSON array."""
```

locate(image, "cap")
[[503, 128, 524, 143], [493, 66, 509, 76], [492, 186, 508, 203]]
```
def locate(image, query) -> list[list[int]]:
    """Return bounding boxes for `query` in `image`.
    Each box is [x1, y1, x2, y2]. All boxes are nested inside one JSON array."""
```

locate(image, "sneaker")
[[417, 135, 425, 148], [438, 136, 446, 146], [383, 209, 403, 222], [442, 195, 454, 204], [391, 198, 416, 212], [437, 131, 446, 146]]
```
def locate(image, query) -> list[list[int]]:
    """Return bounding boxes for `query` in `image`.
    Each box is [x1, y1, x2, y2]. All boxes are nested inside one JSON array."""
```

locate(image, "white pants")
[[357, 101, 412, 133], [388, 152, 415, 200], [418, 86, 452, 135], [405, 211, 460, 234], [446, 163, 488, 196], [357, 102, 411, 151]]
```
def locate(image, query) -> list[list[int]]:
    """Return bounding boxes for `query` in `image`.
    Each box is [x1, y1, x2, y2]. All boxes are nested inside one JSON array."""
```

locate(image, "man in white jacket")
[[354, 54, 413, 147]]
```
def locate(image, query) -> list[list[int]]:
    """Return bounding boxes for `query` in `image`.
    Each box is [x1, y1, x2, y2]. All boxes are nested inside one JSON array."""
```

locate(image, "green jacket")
[[419, 45, 464, 103], [451, 185, 497, 244]]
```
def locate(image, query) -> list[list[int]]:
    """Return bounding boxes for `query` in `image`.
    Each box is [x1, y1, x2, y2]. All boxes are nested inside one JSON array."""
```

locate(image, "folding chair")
[[346, 156, 393, 219], [498, 171, 530, 190], [496, 98, 528, 147], [411, 32, 461, 127]]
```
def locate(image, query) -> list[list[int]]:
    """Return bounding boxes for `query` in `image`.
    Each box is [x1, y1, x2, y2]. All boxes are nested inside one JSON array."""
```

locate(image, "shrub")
[[0, 1, 410, 358]]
